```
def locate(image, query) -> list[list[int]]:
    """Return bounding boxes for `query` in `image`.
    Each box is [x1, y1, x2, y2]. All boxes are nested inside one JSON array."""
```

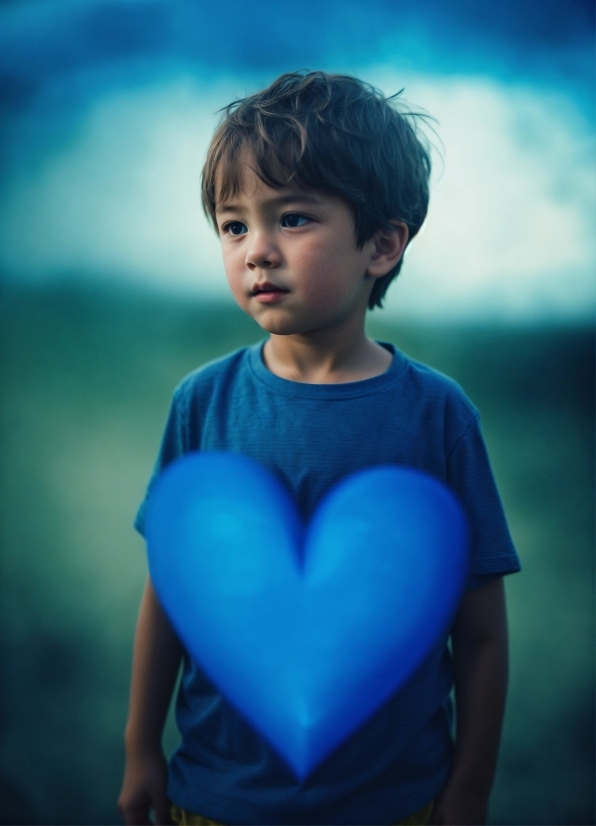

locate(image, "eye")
[[281, 213, 309, 228], [223, 221, 248, 236]]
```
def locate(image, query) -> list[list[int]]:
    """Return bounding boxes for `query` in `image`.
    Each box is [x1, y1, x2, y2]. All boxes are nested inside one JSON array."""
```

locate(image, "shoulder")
[[162, 345, 255, 435], [377, 345, 481, 457], [398, 351, 472, 403], [396, 349, 479, 427], [173, 345, 253, 404]]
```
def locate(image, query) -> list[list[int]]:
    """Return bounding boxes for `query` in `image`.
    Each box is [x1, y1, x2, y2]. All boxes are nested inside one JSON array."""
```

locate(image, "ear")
[[366, 221, 409, 278]]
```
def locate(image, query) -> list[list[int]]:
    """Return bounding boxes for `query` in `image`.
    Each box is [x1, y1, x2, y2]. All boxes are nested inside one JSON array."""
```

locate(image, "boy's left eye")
[[281, 213, 309, 228]]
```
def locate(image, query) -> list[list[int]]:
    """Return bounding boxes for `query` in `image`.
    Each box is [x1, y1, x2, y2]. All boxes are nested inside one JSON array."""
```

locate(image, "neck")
[[263, 321, 392, 384]]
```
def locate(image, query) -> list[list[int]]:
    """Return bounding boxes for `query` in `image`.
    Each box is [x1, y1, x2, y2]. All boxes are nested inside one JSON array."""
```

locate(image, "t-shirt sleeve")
[[446, 414, 521, 589], [134, 386, 189, 537]]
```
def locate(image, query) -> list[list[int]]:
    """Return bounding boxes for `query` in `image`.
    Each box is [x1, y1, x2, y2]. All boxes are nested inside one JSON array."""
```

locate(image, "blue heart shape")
[[146, 452, 469, 780]]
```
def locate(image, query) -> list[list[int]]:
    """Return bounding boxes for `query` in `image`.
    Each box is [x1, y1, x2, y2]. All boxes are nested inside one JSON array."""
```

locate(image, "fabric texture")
[[136, 341, 521, 826]]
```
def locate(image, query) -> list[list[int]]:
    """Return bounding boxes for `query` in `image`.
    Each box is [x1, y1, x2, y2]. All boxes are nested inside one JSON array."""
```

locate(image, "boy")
[[118, 71, 520, 826]]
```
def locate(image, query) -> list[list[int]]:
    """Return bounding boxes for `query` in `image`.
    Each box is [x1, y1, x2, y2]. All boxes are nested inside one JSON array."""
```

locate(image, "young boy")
[[118, 71, 520, 826]]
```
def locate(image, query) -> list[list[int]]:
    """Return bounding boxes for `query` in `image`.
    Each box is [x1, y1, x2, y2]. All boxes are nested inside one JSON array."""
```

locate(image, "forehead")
[[214, 149, 323, 212]]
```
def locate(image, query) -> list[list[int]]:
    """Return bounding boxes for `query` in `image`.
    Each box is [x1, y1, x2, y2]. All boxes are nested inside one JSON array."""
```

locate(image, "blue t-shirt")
[[135, 341, 520, 826]]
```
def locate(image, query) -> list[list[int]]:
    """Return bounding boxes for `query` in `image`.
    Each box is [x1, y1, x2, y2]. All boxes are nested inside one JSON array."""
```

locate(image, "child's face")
[[214, 157, 379, 338]]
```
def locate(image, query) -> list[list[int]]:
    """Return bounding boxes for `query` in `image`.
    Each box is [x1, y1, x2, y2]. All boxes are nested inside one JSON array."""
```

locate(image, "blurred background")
[[0, 1, 594, 824]]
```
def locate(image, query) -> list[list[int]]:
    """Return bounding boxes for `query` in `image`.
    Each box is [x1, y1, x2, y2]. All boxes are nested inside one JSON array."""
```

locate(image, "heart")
[[146, 452, 469, 780]]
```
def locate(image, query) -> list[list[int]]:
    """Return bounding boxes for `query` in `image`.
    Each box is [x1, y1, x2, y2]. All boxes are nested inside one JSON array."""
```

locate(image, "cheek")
[[298, 244, 364, 301], [295, 242, 341, 287], [221, 248, 244, 290]]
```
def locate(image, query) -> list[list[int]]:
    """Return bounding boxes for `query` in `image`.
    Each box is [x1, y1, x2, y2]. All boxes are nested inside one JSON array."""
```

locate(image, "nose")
[[245, 230, 281, 270]]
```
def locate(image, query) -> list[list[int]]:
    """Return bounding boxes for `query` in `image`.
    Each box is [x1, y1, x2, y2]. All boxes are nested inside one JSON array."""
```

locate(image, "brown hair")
[[202, 71, 432, 309]]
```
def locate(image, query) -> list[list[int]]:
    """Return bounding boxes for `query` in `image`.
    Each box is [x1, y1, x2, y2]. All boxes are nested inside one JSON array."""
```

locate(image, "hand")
[[118, 749, 172, 825], [429, 783, 488, 825]]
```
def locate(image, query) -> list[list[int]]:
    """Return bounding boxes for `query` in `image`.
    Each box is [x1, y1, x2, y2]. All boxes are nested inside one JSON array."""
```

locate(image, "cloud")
[[371, 70, 596, 319], [0, 70, 594, 320], [0, 76, 229, 294]]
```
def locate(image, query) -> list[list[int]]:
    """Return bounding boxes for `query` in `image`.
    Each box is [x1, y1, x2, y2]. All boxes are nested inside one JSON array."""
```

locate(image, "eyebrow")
[[215, 193, 322, 215]]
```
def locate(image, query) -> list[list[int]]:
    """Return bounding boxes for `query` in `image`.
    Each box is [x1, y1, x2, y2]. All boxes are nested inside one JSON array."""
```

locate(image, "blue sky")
[[0, 0, 594, 320]]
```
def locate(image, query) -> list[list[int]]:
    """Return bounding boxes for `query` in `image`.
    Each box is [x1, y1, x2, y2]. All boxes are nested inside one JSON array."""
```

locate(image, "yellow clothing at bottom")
[[170, 799, 434, 825]]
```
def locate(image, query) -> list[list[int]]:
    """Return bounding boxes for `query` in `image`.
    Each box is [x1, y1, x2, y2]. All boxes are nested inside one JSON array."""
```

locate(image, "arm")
[[118, 576, 184, 826], [431, 577, 509, 826]]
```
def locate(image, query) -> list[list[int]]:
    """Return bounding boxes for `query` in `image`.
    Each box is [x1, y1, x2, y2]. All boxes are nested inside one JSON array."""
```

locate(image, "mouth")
[[250, 281, 290, 304]]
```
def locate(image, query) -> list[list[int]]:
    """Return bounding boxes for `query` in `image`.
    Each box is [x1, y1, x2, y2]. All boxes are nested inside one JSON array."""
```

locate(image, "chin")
[[256, 320, 300, 336], [252, 311, 303, 336]]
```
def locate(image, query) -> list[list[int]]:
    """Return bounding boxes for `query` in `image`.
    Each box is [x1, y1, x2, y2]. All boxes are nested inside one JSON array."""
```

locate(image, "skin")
[[118, 159, 510, 825], [118, 580, 182, 826], [215, 157, 408, 384], [430, 578, 509, 825]]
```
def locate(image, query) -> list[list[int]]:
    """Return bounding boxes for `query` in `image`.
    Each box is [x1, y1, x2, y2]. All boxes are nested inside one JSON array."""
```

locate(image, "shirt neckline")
[[247, 339, 408, 399]]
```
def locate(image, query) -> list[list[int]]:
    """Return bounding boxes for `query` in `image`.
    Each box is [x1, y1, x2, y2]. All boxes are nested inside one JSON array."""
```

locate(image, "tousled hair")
[[202, 71, 432, 309]]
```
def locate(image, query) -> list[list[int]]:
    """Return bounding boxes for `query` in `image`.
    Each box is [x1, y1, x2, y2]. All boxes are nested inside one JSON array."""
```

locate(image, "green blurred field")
[[0, 278, 594, 825]]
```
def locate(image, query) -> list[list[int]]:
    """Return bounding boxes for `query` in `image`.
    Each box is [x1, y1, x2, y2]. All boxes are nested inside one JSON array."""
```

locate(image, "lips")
[[251, 281, 289, 296], [250, 281, 290, 304]]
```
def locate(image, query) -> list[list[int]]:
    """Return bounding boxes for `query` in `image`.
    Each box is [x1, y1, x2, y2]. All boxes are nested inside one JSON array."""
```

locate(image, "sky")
[[0, 0, 594, 321]]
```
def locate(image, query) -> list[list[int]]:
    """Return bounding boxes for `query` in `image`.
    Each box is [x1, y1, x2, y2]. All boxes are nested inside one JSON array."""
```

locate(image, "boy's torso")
[[137, 340, 519, 825], [174, 341, 473, 522]]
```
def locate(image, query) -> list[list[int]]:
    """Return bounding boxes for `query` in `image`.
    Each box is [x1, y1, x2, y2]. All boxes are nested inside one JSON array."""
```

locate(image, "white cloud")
[[369, 71, 596, 320], [0, 76, 229, 294], [0, 70, 594, 319]]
